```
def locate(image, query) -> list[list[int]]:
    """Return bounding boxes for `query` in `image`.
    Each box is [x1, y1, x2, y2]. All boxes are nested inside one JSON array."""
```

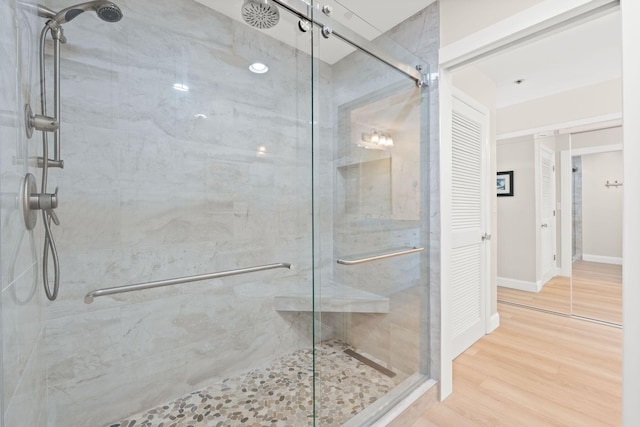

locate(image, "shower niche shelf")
[[275, 283, 389, 313]]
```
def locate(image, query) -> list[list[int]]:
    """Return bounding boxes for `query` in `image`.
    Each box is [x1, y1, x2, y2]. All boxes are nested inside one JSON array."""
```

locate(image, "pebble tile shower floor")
[[109, 340, 401, 427]]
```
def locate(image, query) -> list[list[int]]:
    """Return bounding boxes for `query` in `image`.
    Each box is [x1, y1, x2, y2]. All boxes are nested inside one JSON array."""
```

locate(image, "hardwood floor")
[[572, 260, 622, 324], [497, 275, 571, 313], [497, 261, 622, 324], [413, 303, 622, 427]]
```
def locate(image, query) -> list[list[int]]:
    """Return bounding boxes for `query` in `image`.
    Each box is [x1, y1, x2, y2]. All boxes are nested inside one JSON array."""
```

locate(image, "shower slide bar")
[[337, 247, 424, 266], [272, 0, 427, 87], [84, 262, 291, 304]]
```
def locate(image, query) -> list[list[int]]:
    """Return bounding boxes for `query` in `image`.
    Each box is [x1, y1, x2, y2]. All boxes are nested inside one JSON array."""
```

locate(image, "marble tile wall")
[[36, 0, 332, 424], [1, 1, 48, 426]]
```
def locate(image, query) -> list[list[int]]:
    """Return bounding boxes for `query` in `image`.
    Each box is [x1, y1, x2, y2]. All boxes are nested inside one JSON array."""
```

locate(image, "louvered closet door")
[[451, 94, 488, 359]]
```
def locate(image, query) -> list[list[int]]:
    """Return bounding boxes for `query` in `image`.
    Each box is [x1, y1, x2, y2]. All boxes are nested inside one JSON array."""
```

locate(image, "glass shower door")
[[25, 0, 317, 425], [309, 4, 432, 423]]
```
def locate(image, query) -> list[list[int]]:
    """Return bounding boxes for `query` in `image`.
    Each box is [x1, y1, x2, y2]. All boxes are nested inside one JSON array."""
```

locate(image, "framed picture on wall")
[[497, 171, 514, 197]]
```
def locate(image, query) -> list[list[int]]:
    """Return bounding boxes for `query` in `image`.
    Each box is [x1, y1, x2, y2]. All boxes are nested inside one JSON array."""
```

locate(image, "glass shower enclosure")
[[0, 0, 432, 425]]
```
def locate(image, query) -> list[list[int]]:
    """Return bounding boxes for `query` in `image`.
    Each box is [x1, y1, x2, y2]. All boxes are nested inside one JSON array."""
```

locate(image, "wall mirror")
[[569, 127, 623, 325], [496, 133, 572, 315], [496, 127, 623, 326]]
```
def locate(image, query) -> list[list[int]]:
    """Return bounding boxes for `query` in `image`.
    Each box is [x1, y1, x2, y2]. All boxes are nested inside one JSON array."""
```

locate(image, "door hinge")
[[553, 254, 556, 261], [553, 165, 556, 172], [553, 210, 556, 216]]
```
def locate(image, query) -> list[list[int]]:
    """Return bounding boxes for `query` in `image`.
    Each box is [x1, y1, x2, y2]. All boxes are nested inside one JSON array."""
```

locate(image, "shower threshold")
[[109, 340, 407, 427]]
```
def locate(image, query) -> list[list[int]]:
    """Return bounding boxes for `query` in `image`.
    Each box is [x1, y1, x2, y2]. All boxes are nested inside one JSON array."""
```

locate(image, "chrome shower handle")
[[46, 209, 60, 225], [45, 188, 60, 225], [29, 186, 58, 210], [23, 179, 60, 230]]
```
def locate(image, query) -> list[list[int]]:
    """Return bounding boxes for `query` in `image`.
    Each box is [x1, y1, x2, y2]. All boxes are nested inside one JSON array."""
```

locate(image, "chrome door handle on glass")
[[482, 233, 492, 241], [541, 223, 548, 228]]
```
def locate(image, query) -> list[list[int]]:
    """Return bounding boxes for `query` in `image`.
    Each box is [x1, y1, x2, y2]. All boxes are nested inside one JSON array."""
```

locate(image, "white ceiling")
[[471, 10, 622, 109], [194, 0, 435, 64]]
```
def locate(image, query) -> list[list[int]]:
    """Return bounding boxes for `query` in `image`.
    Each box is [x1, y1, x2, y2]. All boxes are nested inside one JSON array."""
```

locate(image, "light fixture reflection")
[[257, 145, 267, 157], [194, 113, 208, 119], [173, 83, 189, 92], [360, 128, 393, 150], [249, 62, 269, 74]]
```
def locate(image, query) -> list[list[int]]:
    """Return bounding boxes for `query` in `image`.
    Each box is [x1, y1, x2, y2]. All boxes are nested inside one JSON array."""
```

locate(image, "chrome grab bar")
[[336, 247, 424, 266], [84, 262, 291, 304]]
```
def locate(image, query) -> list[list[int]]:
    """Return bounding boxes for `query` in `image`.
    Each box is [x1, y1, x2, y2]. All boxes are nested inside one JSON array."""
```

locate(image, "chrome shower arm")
[[18, 2, 57, 19]]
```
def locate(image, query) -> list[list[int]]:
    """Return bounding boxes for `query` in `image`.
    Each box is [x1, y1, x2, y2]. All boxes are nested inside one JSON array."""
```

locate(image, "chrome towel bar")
[[337, 247, 424, 266], [84, 262, 291, 304]]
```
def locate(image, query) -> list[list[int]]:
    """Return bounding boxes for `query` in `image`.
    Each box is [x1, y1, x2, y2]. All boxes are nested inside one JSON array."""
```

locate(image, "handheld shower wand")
[[21, 1, 123, 301], [49, 1, 123, 25]]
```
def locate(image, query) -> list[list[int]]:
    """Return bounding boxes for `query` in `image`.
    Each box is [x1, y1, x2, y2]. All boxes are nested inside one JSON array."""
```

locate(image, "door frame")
[[438, 0, 623, 401]]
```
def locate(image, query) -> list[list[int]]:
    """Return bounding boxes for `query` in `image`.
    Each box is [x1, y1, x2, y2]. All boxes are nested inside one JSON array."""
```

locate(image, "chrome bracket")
[[415, 64, 428, 88], [322, 26, 333, 39], [36, 157, 64, 169], [298, 19, 311, 32], [322, 5, 332, 16], [24, 104, 58, 139]]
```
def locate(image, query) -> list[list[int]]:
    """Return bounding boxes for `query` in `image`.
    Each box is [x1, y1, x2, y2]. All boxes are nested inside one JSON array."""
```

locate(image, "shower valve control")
[[21, 173, 61, 230], [29, 186, 60, 226], [30, 187, 59, 212]]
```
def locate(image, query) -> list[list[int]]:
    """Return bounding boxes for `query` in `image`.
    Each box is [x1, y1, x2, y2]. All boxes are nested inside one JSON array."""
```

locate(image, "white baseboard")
[[582, 254, 623, 265], [497, 277, 542, 293], [487, 312, 500, 333]]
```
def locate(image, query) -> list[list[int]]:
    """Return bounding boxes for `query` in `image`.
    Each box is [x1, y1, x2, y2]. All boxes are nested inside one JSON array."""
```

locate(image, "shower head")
[[50, 1, 122, 25], [241, 0, 280, 29]]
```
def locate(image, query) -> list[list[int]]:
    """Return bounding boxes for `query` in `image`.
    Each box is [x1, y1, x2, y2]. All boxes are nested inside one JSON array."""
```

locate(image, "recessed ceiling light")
[[194, 113, 207, 119], [173, 83, 189, 92], [249, 62, 269, 74]]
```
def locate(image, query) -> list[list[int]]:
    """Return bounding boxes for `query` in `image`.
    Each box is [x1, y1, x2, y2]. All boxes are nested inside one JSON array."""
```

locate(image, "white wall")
[[622, 0, 640, 424], [496, 137, 537, 283], [572, 126, 623, 150], [440, 0, 546, 46], [497, 79, 622, 136], [581, 151, 623, 261]]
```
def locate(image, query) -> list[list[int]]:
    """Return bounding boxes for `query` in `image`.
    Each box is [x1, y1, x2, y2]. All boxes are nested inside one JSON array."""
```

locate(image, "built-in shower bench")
[[274, 282, 389, 313]]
